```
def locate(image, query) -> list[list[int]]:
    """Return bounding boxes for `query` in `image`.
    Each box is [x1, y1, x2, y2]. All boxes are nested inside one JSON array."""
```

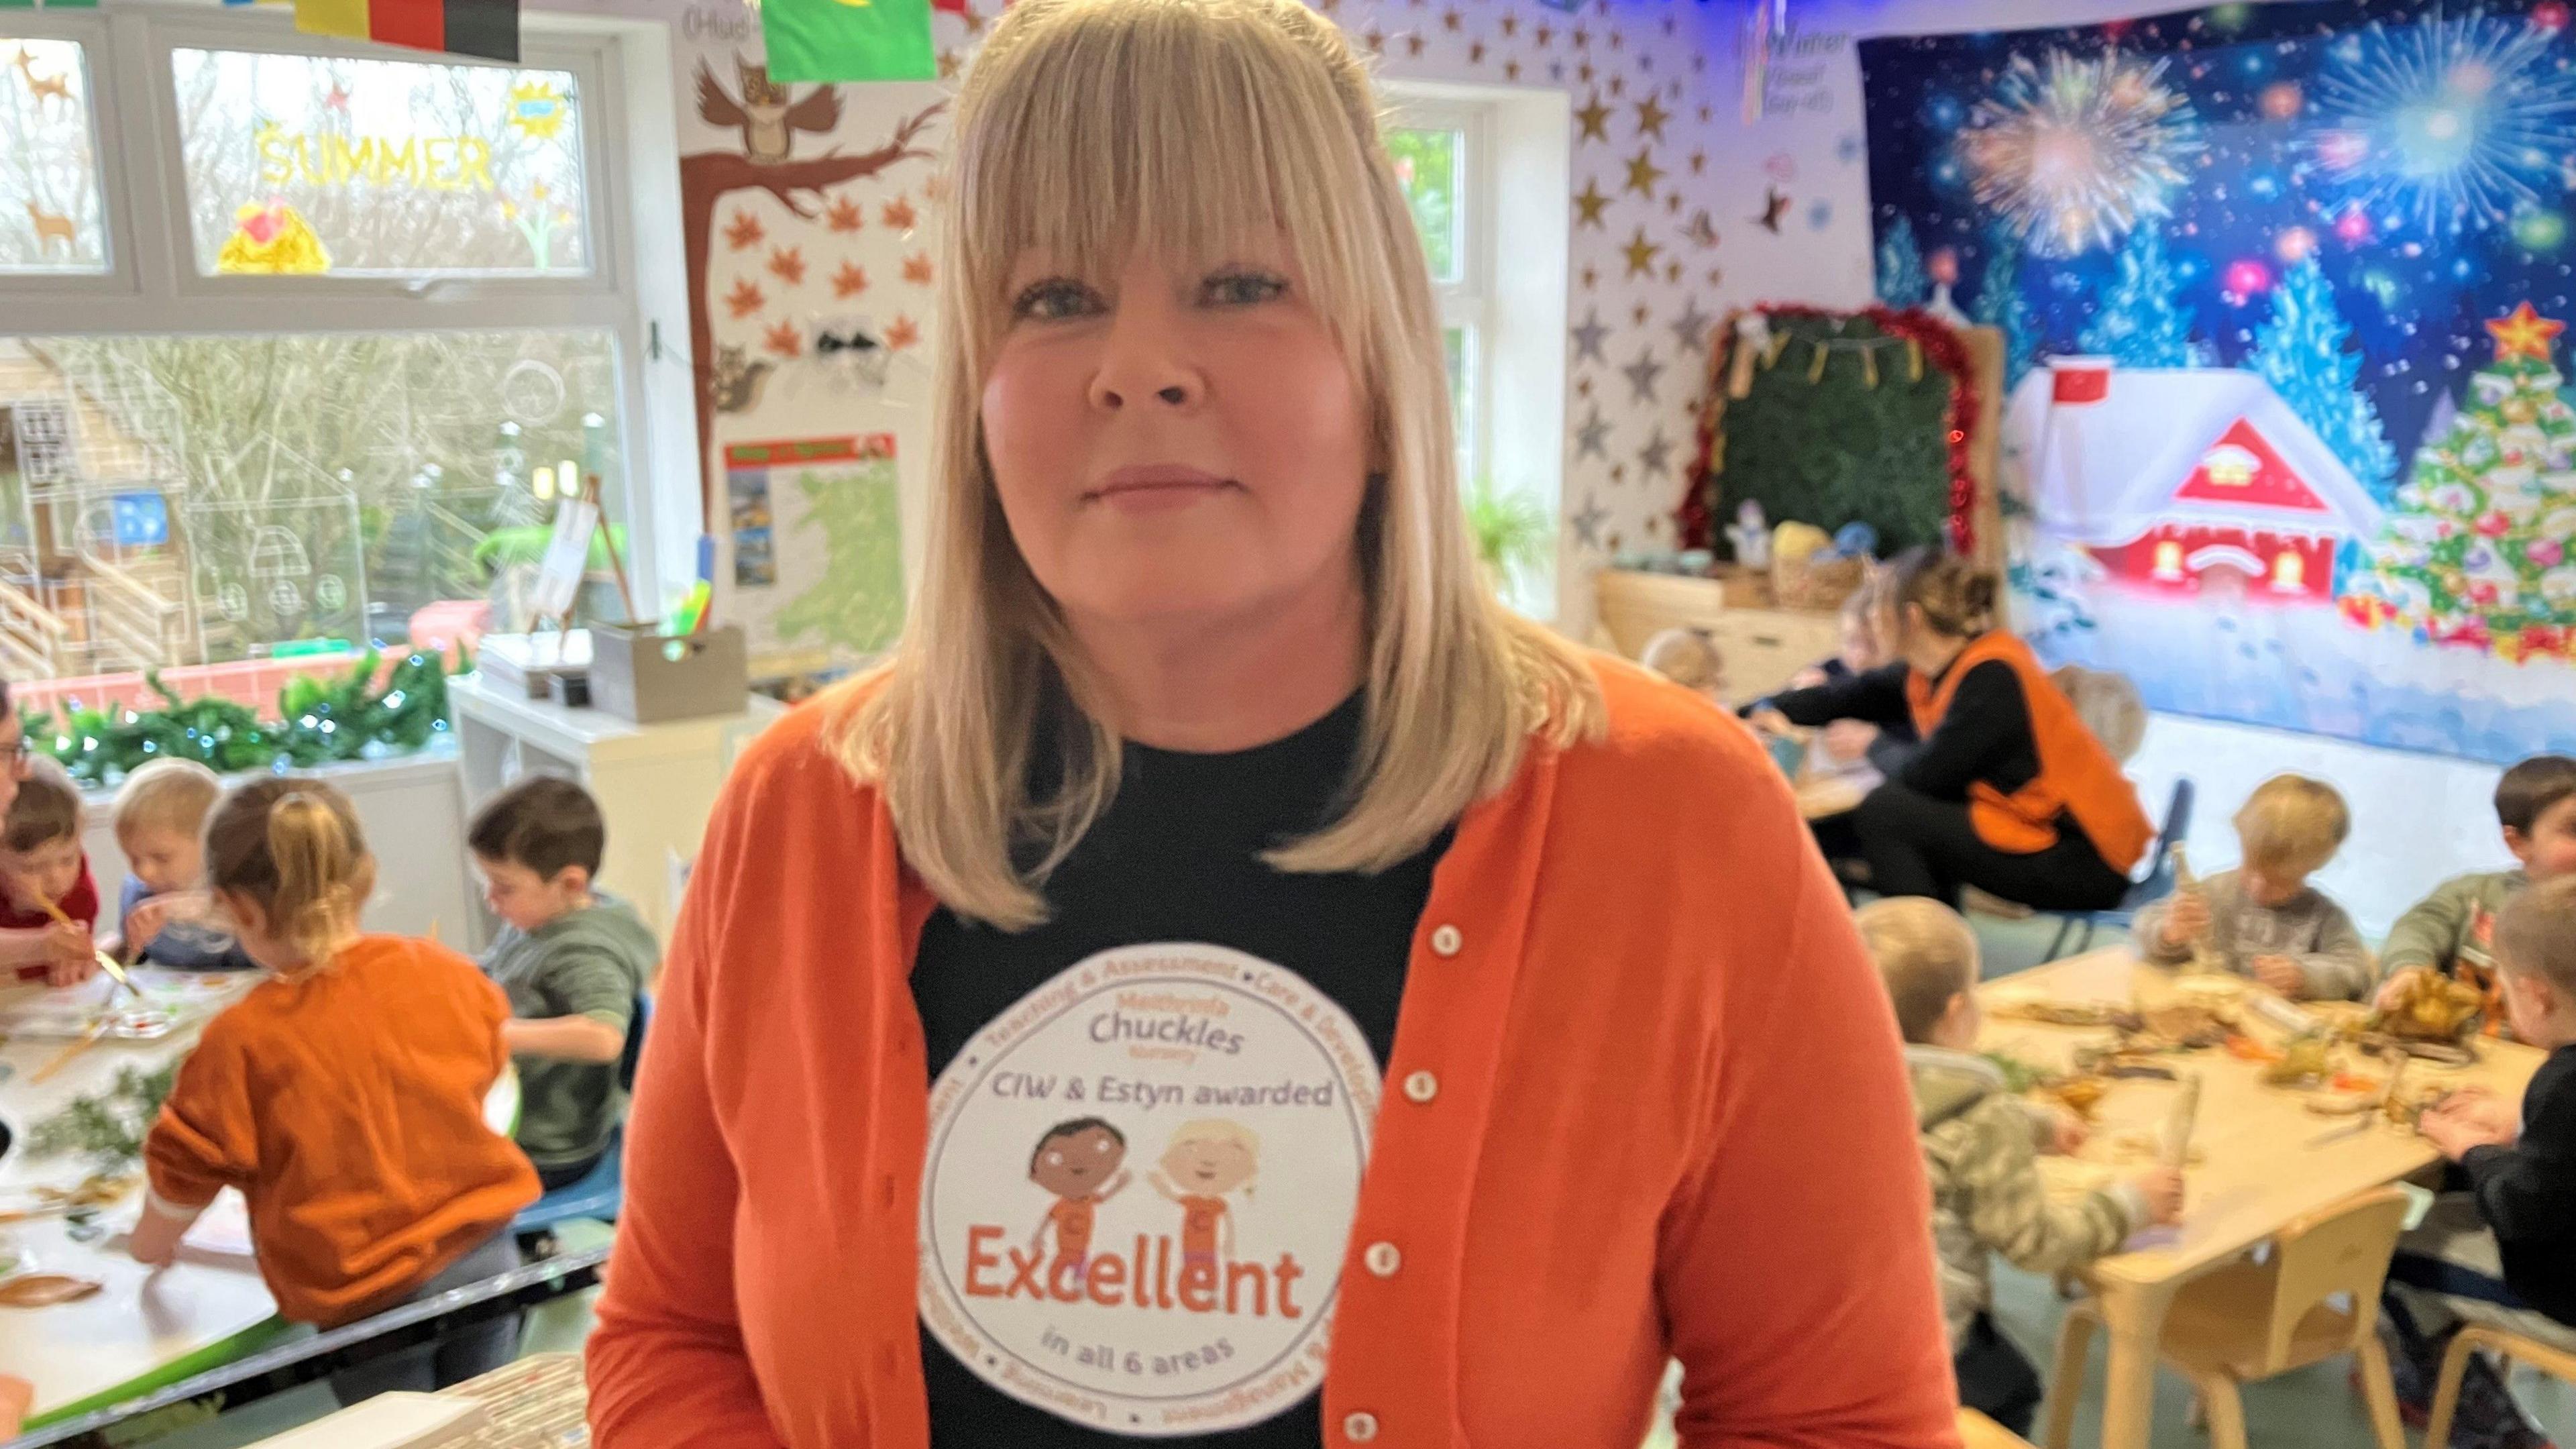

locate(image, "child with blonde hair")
[[1859, 897, 2182, 1435], [2133, 774, 2373, 1000], [1640, 628, 1725, 704], [111, 757, 254, 971], [1148, 1119, 1260, 1266], [131, 777, 537, 1403]]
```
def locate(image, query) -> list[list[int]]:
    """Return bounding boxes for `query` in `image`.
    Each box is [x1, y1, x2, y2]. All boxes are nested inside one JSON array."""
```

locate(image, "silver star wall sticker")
[[1571, 309, 1611, 364], [1621, 345, 1664, 403], [1575, 406, 1611, 460]]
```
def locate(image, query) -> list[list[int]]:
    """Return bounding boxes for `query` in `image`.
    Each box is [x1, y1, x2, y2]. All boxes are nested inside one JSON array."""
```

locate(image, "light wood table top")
[[1976, 949, 2544, 1449], [0, 970, 523, 1428]]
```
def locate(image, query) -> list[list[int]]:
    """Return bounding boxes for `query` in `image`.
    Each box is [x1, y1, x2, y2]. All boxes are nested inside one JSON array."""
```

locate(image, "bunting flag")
[[761, 0, 935, 84], [0, 0, 101, 10], [293, 0, 519, 62]]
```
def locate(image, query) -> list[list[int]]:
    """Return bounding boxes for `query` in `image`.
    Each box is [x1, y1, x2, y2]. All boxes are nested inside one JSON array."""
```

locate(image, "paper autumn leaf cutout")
[[727, 279, 767, 318], [724, 210, 766, 251], [885, 315, 921, 350], [769, 247, 807, 286], [765, 320, 804, 358], [833, 262, 870, 298], [825, 195, 865, 233], [881, 196, 918, 231], [902, 253, 934, 286]]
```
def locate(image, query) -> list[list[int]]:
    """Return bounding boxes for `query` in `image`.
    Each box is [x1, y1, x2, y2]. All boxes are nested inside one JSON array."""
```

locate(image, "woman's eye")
[[1012, 278, 1100, 321], [1201, 270, 1288, 307]]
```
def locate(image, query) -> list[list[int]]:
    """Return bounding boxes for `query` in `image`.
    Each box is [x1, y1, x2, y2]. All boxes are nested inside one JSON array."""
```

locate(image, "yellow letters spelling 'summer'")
[[256, 124, 496, 192]]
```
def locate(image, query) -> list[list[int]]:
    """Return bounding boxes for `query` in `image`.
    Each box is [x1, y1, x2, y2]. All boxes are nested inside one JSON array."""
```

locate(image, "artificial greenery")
[[20, 648, 455, 788], [1464, 476, 1554, 599], [472, 522, 633, 575], [26, 1062, 180, 1174], [1711, 312, 1955, 559]]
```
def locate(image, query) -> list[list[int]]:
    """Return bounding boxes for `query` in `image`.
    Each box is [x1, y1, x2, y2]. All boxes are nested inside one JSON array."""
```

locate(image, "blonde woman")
[[586, 2, 1951, 1445]]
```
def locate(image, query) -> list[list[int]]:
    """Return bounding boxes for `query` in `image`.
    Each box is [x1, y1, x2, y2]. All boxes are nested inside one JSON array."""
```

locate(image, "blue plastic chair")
[[2042, 779, 2195, 962], [514, 993, 650, 1234]]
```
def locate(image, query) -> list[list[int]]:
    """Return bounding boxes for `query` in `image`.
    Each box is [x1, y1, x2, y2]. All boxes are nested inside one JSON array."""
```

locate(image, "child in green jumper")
[[470, 776, 660, 1191], [2376, 757, 2576, 1036]]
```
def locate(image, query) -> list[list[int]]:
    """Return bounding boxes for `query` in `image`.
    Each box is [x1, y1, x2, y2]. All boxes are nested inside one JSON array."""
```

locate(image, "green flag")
[[0, 0, 102, 9], [761, 0, 934, 83]]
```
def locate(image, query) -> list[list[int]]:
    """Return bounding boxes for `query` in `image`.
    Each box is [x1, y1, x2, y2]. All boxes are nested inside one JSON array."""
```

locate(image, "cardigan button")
[[1430, 924, 1462, 957], [1364, 1241, 1401, 1277], [1403, 1071, 1438, 1104], [1344, 1411, 1381, 1442]]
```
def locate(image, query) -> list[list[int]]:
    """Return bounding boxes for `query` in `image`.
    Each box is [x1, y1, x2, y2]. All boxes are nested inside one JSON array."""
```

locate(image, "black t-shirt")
[[912, 693, 1444, 1446]]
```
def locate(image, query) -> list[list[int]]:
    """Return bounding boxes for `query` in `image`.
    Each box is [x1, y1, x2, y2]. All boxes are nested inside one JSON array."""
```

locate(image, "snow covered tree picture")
[[2078, 224, 2194, 368], [2253, 258, 2400, 506], [2342, 305, 2576, 664], [1875, 216, 1931, 309]]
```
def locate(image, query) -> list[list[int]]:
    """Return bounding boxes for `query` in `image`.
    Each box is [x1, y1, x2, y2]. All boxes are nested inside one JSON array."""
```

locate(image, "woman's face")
[[979, 246, 1373, 635]]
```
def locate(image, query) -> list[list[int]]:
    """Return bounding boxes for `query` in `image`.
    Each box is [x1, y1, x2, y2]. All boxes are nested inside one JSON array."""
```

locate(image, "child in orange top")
[[1148, 1119, 1259, 1267], [130, 777, 539, 1404], [1027, 1117, 1131, 1278]]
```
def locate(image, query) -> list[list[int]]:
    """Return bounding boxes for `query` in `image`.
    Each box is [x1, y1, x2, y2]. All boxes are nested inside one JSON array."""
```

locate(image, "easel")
[[534, 472, 641, 637]]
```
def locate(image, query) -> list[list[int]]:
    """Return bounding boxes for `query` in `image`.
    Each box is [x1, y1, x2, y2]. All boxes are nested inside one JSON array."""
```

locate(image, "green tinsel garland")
[[19, 649, 458, 788]]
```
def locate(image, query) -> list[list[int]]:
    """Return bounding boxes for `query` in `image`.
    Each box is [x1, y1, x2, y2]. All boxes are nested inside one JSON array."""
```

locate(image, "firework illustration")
[[2310, 9, 2576, 235], [1956, 48, 2206, 258]]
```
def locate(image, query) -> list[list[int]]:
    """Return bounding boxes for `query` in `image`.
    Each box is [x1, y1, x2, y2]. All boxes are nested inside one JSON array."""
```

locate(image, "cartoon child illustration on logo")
[[1148, 1119, 1260, 1271], [1028, 1117, 1132, 1281]]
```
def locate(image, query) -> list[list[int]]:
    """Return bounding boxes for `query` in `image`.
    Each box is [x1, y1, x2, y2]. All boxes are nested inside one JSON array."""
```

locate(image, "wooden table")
[[1957, 1408, 2037, 1449], [1977, 951, 2546, 1449], [0, 972, 523, 1428]]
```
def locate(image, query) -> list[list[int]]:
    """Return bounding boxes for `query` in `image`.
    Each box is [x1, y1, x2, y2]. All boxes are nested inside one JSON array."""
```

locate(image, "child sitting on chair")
[[0, 758, 99, 987], [2375, 756, 2576, 1035], [2379, 875, 2576, 1448], [1860, 897, 2184, 1436], [2131, 775, 2373, 1002]]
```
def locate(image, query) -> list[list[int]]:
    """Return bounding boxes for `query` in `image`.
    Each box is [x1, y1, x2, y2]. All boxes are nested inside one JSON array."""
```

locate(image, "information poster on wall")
[[720, 433, 904, 672]]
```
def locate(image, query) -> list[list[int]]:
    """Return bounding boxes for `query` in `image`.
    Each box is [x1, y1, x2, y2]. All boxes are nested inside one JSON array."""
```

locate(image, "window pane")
[[171, 48, 591, 278], [1, 330, 623, 680], [1, 39, 109, 275], [1387, 125, 1461, 283], [1444, 324, 1474, 482]]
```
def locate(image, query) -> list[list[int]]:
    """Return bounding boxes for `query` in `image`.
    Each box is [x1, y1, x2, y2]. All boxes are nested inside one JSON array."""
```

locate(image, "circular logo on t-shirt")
[[920, 943, 1380, 1436]]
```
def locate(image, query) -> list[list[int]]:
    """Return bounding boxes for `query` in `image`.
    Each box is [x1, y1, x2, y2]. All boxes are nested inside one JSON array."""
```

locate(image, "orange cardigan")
[[1907, 632, 2155, 875], [144, 935, 539, 1327], [586, 659, 1960, 1448]]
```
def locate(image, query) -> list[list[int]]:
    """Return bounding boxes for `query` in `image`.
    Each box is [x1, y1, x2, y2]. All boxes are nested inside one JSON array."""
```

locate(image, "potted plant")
[[1463, 476, 1554, 602]]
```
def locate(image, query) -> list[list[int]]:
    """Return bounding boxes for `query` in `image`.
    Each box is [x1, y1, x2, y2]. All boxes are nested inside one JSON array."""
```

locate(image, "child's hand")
[[2046, 1108, 2090, 1157], [1747, 708, 1793, 737], [1786, 666, 1829, 690], [2375, 969, 2430, 1013], [2130, 1166, 2186, 1226], [2161, 891, 2210, 949], [0, 1373, 30, 1436], [44, 922, 96, 987], [2421, 1097, 2518, 1159], [123, 896, 180, 953], [1822, 720, 1882, 760], [2252, 955, 2308, 998]]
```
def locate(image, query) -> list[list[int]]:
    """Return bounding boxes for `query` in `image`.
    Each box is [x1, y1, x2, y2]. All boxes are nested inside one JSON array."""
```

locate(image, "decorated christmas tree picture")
[[2342, 305, 2576, 664]]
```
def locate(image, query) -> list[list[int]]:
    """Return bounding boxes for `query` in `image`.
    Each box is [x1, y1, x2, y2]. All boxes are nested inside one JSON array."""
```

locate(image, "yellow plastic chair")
[[2425, 1324, 2576, 1448], [2042, 1187, 2412, 1449]]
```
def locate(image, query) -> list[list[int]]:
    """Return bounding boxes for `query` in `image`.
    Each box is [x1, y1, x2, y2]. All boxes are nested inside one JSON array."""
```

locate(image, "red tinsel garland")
[[1677, 303, 1981, 559]]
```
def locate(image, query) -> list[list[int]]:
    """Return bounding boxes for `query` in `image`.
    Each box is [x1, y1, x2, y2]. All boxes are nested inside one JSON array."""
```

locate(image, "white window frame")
[[1383, 94, 1495, 493], [1384, 83, 1569, 623], [0, 1, 676, 629]]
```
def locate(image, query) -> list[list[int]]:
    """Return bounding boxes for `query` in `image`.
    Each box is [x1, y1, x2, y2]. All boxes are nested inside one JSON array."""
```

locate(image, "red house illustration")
[[2004, 358, 2385, 603]]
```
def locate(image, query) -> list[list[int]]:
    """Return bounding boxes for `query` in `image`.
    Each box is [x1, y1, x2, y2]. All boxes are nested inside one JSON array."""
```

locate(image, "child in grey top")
[[2133, 774, 2374, 1002]]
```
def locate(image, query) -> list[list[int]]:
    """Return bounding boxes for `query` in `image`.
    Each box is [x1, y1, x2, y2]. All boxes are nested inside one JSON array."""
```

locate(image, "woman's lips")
[[1089, 465, 1237, 512]]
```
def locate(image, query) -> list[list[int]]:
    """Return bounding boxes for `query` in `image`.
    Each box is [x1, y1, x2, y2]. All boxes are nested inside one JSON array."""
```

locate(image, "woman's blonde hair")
[[830, 0, 1601, 929], [2233, 773, 2350, 878], [205, 777, 374, 970]]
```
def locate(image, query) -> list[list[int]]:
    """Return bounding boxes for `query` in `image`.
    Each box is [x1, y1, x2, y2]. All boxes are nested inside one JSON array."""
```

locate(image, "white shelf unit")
[[449, 672, 784, 954]]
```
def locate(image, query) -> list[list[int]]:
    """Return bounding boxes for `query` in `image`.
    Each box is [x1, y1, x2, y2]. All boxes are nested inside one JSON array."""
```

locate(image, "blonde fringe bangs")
[[831, 0, 1601, 930]]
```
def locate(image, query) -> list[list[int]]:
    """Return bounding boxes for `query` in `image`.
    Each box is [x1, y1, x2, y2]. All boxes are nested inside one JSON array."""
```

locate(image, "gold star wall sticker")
[[1623, 146, 1664, 198], [1574, 93, 1613, 143], [1621, 227, 1662, 276], [1634, 95, 1669, 140], [1572, 178, 1610, 227]]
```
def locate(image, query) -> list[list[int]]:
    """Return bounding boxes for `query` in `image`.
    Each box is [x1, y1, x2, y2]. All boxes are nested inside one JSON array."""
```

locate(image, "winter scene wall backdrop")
[[1860, 0, 2576, 765]]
